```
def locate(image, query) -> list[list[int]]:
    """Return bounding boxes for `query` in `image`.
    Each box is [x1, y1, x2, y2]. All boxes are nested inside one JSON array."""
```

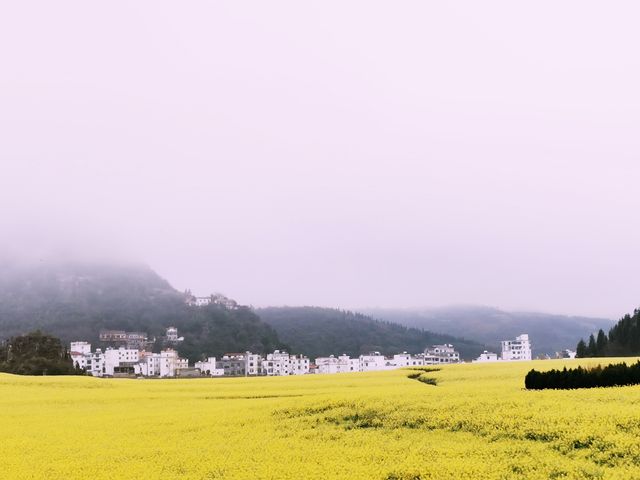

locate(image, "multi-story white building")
[[359, 352, 387, 372], [195, 297, 212, 306], [290, 354, 310, 375], [104, 347, 140, 376], [473, 351, 499, 363], [501, 334, 532, 361], [217, 353, 251, 376], [424, 344, 460, 364], [159, 349, 188, 377], [136, 351, 160, 377], [186, 293, 239, 309], [263, 350, 291, 376], [315, 354, 361, 374], [132, 349, 188, 377], [165, 327, 184, 343], [245, 353, 262, 376], [88, 349, 106, 377]]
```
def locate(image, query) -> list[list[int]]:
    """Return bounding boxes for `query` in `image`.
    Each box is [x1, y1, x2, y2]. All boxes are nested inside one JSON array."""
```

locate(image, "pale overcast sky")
[[1, 1, 639, 318]]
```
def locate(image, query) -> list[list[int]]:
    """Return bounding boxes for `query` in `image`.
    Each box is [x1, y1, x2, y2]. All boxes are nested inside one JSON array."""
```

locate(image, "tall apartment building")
[[501, 334, 532, 361]]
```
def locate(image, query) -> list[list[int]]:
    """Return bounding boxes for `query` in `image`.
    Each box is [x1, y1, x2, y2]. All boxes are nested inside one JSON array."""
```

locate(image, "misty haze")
[[2, 2, 640, 480]]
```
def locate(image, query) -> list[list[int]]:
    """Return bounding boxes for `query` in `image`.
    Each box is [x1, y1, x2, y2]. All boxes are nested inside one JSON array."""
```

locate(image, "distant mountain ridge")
[[361, 305, 615, 355], [1, 259, 611, 361], [256, 306, 488, 360]]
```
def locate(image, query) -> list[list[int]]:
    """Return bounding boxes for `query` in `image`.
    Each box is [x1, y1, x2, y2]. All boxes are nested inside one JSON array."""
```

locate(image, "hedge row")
[[525, 361, 640, 390]]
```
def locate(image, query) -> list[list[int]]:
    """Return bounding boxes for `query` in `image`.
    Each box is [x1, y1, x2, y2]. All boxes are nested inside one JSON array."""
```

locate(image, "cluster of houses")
[[70, 331, 463, 378], [70, 330, 544, 378]]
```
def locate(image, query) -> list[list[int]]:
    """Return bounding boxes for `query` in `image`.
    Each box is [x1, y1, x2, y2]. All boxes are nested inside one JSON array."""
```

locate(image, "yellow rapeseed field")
[[2, 358, 640, 480]]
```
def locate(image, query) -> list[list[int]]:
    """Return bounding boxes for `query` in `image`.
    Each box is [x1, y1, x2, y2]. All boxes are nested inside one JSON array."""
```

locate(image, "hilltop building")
[[185, 292, 239, 309], [165, 326, 184, 344]]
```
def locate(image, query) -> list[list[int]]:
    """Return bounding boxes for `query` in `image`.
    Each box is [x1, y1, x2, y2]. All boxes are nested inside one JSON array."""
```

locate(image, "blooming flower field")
[[2, 358, 640, 479]]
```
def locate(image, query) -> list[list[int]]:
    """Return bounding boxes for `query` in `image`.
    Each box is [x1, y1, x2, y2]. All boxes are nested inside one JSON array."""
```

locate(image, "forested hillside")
[[0, 260, 284, 362], [364, 306, 613, 355], [577, 308, 640, 358], [256, 306, 488, 360]]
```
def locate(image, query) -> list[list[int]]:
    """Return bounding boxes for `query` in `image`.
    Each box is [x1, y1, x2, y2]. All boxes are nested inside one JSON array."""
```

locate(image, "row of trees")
[[525, 361, 640, 390], [0, 331, 83, 375], [577, 309, 640, 358]]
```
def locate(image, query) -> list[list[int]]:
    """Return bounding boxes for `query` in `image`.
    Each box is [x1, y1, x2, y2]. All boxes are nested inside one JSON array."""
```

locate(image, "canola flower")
[[2, 358, 640, 479]]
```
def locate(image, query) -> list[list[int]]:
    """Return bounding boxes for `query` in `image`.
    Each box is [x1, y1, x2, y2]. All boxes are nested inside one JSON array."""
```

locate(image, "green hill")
[[577, 308, 640, 357], [362, 306, 614, 355], [0, 259, 283, 362], [256, 306, 488, 360]]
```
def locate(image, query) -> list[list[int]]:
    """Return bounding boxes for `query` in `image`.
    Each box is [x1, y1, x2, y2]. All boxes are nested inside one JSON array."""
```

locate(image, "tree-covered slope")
[[363, 306, 614, 355], [577, 308, 640, 358], [256, 306, 488, 360], [0, 260, 284, 362]]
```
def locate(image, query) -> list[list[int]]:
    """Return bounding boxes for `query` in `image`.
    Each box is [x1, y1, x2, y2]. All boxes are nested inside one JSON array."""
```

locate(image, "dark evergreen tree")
[[577, 308, 640, 358], [587, 334, 597, 357], [576, 339, 587, 358], [596, 329, 608, 356]]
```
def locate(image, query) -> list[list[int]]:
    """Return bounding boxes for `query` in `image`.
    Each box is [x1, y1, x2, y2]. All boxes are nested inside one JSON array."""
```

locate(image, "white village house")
[[473, 351, 499, 363]]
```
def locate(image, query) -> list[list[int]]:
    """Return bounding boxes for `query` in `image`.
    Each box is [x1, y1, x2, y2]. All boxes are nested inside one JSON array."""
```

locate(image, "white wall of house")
[[159, 349, 186, 377], [473, 351, 499, 363], [88, 349, 105, 377], [195, 357, 225, 376], [359, 352, 387, 372], [245, 353, 262, 376]]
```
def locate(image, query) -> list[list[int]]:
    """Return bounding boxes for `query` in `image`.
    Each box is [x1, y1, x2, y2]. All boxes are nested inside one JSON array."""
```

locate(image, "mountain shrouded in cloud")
[[1, 2, 639, 318]]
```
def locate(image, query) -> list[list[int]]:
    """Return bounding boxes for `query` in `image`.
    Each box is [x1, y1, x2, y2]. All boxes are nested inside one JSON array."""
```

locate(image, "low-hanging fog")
[[1, 1, 639, 319]]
